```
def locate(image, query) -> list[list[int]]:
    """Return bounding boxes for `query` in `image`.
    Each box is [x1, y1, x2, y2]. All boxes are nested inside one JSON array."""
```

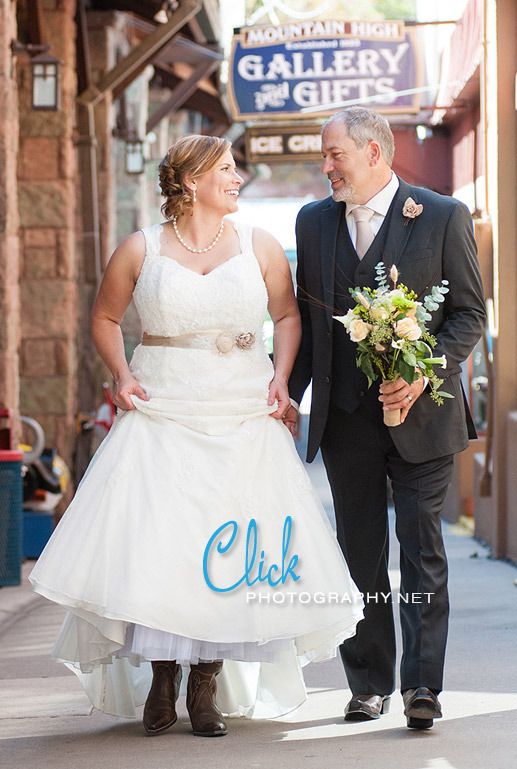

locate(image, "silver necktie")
[[351, 206, 375, 259]]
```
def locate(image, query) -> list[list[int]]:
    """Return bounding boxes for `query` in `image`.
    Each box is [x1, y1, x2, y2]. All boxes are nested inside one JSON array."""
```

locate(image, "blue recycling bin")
[[23, 509, 55, 558], [0, 450, 23, 586]]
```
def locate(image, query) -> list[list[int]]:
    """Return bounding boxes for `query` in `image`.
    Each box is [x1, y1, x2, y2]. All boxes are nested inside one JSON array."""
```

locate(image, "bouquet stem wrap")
[[382, 381, 402, 427]]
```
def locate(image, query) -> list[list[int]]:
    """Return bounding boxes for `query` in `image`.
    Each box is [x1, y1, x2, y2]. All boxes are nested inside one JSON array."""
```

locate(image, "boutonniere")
[[402, 197, 423, 226]]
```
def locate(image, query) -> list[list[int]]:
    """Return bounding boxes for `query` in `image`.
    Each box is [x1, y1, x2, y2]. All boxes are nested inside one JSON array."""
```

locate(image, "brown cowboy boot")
[[186, 661, 227, 737], [143, 661, 182, 735]]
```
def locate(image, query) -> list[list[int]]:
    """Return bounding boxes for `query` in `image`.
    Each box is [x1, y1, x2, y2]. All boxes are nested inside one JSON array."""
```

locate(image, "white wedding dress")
[[29, 221, 363, 719]]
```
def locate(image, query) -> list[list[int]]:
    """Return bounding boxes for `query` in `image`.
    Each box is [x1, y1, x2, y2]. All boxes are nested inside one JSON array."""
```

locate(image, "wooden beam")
[[123, 14, 222, 63], [152, 35, 222, 66], [90, 0, 161, 21], [28, 0, 45, 45], [207, 122, 229, 137], [184, 90, 230, 125], [77, 0, 201, 106], [111, 42, 220, 101], [491, 0, 517, 558], [111, 60, 152, 100], [187, 16, 207, 44], [197, 0, 221, 41], [146, 59, 219, 132], [154, 66, 230, 125], [111, 32, 222, 102]]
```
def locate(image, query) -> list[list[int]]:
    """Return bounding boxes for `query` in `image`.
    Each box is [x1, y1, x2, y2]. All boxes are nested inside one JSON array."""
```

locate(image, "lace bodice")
[[132, 221, 268, 338]]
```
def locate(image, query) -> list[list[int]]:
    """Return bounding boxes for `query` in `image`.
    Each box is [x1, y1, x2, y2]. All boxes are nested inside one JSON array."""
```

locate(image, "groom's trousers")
[[320, 398, 454, 696]]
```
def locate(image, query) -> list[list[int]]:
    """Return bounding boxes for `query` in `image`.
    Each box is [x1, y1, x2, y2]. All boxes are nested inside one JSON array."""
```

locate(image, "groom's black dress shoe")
[[344, 694, 391, 721], [403, 687, 442, 730]]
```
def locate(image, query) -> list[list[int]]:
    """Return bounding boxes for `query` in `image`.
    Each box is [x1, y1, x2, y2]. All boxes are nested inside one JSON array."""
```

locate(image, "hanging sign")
[[228, 20, 421, 120], [245, 124, 322, 163]]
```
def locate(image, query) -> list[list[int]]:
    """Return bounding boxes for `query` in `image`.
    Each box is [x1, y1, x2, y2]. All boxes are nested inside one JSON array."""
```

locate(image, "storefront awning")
[[432, 0, 482, 124]]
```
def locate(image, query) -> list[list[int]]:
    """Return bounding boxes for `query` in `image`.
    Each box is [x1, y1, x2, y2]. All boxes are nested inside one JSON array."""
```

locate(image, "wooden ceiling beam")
[[123, 14, 221, 64], [78, 0, 201, 106], [187, 16, 207, 44], [153, 66, 230, 125], [146, 58, 219, 132], [89, 0, 161, 21], [207, 122, 229, 137]]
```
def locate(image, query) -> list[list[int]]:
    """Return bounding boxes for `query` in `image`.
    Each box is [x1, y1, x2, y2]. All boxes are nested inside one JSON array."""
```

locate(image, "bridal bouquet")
[[334, 262, 453, 427]]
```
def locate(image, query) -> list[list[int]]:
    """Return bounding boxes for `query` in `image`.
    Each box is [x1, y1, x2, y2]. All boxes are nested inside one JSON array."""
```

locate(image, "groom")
[[286, 107, 486, 729]]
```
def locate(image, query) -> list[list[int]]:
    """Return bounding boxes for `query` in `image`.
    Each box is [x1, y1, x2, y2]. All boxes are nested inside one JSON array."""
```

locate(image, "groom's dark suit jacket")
[[288, 177, 486, 464]]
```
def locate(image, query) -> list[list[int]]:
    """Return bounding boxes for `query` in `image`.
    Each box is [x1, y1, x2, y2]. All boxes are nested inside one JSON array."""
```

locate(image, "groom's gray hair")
[[323, 107, 395, 166]]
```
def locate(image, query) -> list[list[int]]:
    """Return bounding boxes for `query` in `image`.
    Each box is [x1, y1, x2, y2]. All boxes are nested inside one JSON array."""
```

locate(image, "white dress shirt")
[[345, 172, 400, 249]]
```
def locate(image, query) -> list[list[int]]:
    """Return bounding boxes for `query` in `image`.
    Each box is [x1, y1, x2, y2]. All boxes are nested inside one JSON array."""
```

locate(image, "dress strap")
[[233, 220, 254, 256], [140, 223, 162, 259]]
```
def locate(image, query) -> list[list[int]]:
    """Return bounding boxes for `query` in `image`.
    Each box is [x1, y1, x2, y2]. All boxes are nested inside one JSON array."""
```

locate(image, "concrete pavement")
[[1, 445, 517, 769]]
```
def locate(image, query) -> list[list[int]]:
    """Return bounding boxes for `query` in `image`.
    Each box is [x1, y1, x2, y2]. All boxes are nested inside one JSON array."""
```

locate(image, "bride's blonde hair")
[[158, 135, 231, 220]]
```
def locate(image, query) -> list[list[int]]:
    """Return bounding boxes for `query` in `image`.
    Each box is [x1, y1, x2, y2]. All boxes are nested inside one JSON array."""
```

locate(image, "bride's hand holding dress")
[[249, 227, 301, 422], [111, 372, 149, 412], [90, 231, 150, 411]]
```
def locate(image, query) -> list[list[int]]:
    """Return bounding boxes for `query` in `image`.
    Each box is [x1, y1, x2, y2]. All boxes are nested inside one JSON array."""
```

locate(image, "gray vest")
[[331, 200, 396, 412]]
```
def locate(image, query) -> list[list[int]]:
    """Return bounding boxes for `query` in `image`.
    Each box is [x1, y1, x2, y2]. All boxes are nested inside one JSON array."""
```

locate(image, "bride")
[[29, 134, 363, 737]]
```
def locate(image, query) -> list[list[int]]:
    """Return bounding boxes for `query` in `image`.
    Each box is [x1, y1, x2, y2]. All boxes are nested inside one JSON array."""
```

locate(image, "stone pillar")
[[0, 0, 21, 442], [17, 0, 79, 465]]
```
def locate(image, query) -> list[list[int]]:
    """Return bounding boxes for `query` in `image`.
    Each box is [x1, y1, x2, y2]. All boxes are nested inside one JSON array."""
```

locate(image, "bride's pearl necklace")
[[172, 216, 224, 254]]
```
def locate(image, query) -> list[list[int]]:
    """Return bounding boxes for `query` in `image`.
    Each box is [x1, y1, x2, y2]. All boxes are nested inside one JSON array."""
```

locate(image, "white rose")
[[394, 317, 422, 341], [349, 318, 372, 342], [370, 305, 389, 321]]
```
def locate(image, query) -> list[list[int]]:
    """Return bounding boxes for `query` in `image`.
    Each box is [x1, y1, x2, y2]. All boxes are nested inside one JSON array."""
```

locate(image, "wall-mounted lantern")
[[10, 41, 60, 111], [31, 51, 60, 110], [125, 137, 145, 175]]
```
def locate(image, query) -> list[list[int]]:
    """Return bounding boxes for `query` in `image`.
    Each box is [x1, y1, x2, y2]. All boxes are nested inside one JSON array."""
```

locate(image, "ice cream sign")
[[227, 19, 421, 120]]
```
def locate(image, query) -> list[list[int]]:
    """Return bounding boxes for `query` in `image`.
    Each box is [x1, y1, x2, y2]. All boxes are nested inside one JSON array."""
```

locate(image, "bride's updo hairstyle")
[[158, 134, 231, 220]]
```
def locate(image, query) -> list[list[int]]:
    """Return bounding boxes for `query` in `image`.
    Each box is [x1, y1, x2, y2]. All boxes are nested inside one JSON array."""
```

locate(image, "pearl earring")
[[192, 187, 197, 204]]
